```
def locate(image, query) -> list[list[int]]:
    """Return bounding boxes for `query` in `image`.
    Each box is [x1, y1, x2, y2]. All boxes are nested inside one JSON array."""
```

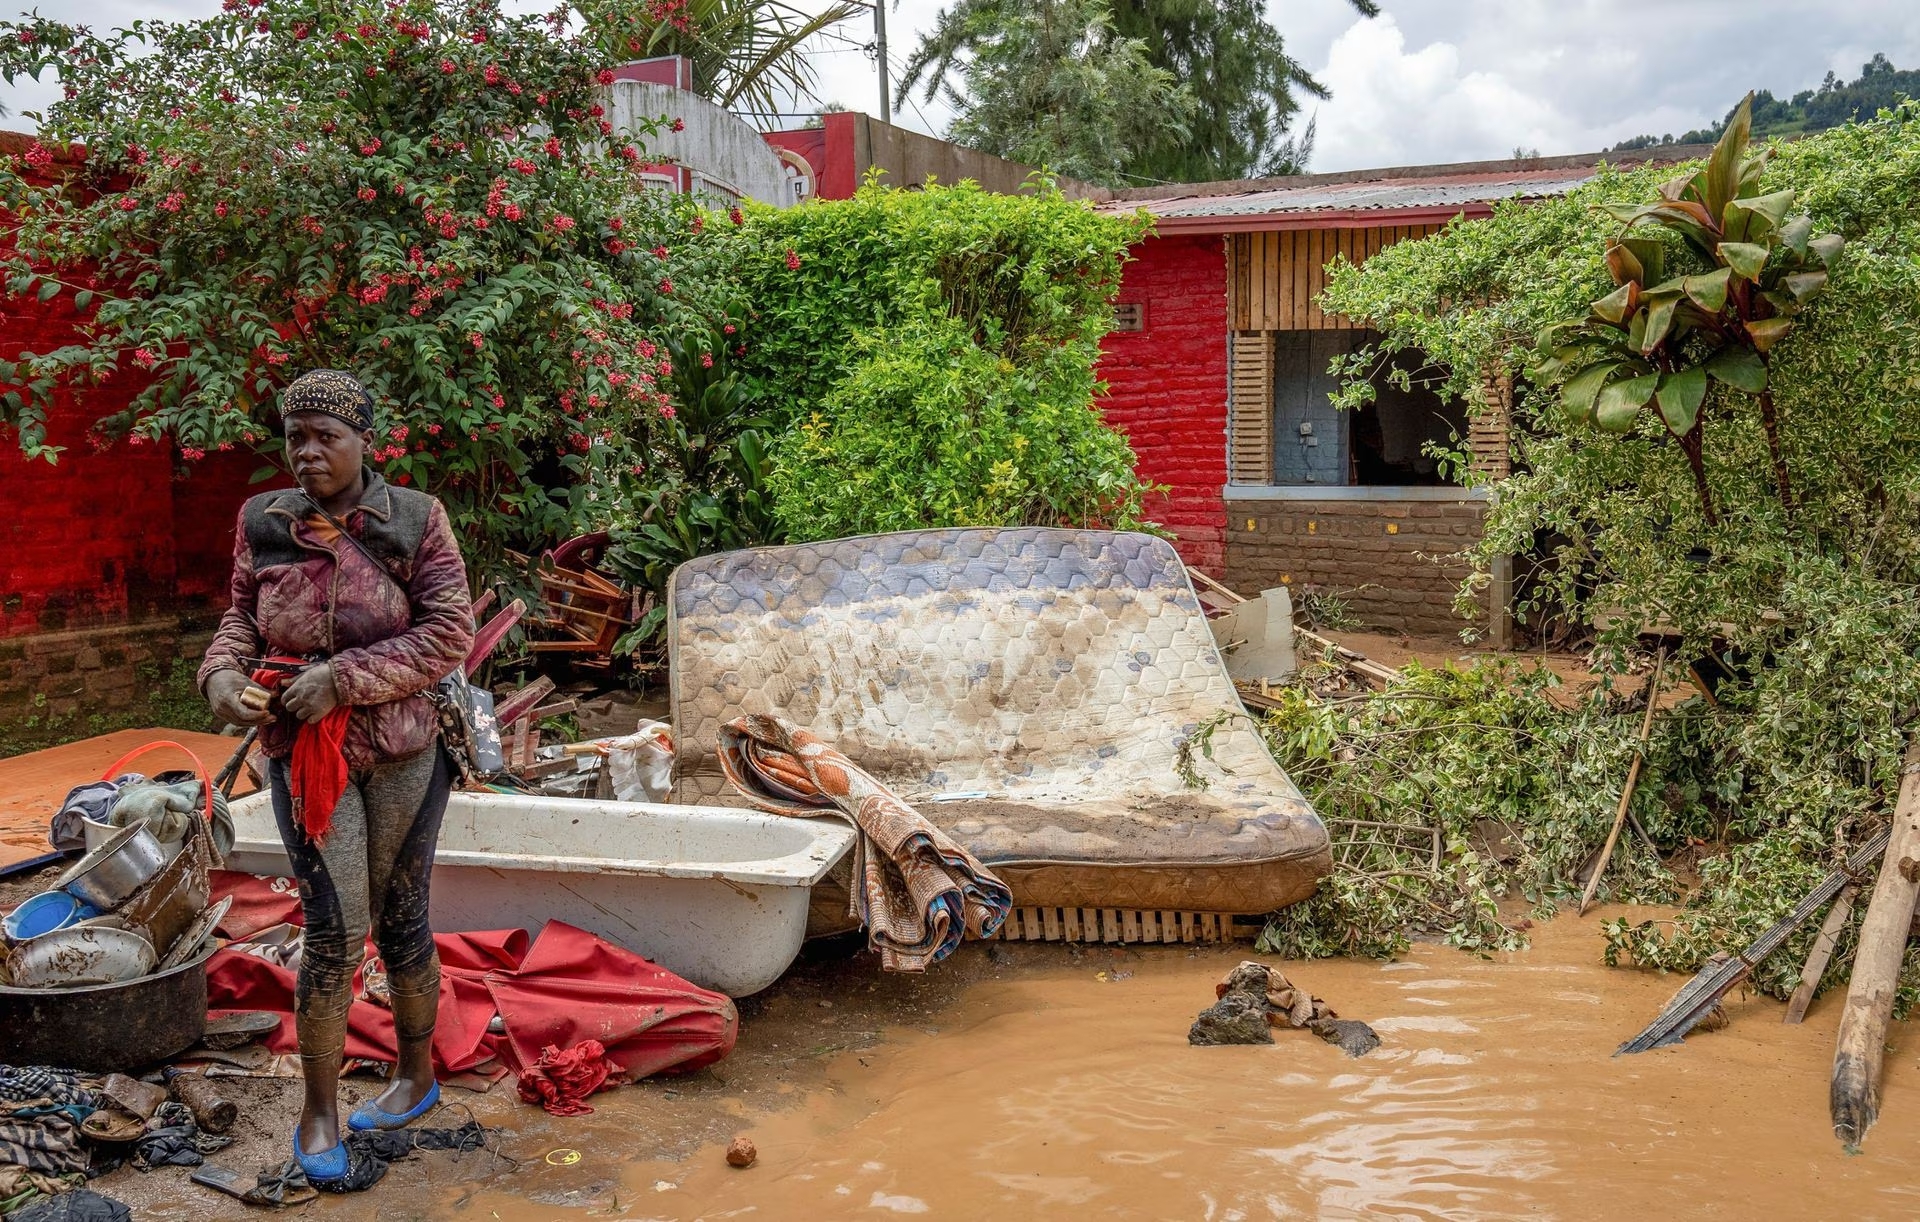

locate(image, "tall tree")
[[1111, 0, 1376, 182], [905, 0, 1378, 185], [899, 0, 1194, 188]]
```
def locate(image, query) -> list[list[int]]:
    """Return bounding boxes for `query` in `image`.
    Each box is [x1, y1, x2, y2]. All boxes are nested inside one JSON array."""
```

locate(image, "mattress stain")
[[462, 913, 1920, 1221]]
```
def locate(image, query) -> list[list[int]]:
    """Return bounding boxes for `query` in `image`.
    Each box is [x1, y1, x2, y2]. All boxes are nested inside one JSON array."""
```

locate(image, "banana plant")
[[1529, 93, 1843, 525]]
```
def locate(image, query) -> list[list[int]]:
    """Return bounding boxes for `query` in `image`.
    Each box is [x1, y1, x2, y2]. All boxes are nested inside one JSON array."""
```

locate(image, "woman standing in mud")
[[198, 370, 473, 1183]]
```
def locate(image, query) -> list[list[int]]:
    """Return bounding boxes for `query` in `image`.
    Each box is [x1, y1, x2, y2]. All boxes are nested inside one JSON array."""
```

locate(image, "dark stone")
[[1188, 992, 1274, 1046]]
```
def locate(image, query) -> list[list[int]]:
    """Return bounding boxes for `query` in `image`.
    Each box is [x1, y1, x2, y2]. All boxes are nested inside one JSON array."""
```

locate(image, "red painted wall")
[[1096, 233, 1228, 574], [0, 132, 263, 639]]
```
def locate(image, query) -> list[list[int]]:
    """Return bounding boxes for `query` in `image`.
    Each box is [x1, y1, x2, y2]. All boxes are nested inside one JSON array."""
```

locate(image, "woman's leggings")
[[267, 747, 450, 1072]]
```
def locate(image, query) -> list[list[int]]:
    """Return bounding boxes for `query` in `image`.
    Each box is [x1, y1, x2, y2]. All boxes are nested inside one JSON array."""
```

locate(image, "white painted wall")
[[603, 80, 793, 208]]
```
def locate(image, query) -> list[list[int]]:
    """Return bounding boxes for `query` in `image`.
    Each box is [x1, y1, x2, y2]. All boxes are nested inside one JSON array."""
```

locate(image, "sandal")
[[347, 1079, 440, 1132]]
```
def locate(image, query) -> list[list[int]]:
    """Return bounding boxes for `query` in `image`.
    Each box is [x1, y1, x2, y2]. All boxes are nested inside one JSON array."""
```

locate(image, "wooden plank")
[[1271, 231, 1291, 330], [1236, 231, 1251, 328], [1785, 884, 1857, 1024], [1063, 907, 1082, 941], [1104, 909, 1122, 944], [1043, 907, 1063, 942], [1308, 229, 1327, 330], [1121, 908, 1140, 943], [1834, 738, 1920, 1146]]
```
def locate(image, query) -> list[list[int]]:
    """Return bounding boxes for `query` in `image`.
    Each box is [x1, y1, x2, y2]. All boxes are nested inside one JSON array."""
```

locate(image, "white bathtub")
[[223, 791, 854, 997]]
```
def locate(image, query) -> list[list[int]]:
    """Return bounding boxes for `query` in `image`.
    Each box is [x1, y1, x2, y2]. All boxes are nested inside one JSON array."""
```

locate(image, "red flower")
[[659, 404, 676, 419], [607, 238, 627, 254], [469, 333, 484, 349], [784, 249, 802, 271], [132, 347, 157, 368], [723, 323, 736, 335], [356, 23, 375, 38], [360, 138, 381, 155], [21, 142, 52, 170], [159, 192, 185, 212], [292, 22, 310, 38], [502, 202, 523, 221], [550, 213, 575, 232], [596, 68, 615, 85], [439, 58, 455, 74], [658, 278, 673, 294], [357, 186, 377, 202], [700, 352, 713, 368], [214, 202, 228, 218], [484, 64, 502, 85], [117, 197, 137, 212], [543, 136, 562, 158], [728, 207, 743, 226], [671, 117, 685, 132]]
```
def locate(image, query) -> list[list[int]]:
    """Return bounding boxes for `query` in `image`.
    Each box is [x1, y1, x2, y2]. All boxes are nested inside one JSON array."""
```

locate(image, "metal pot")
[[0, 943, 216, 1071], [8, 925, 156, 988], [56, 822, 168, 910]]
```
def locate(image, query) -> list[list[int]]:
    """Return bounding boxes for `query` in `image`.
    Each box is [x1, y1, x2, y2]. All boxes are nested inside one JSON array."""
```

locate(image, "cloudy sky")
[[5, 0, 1920, 173]]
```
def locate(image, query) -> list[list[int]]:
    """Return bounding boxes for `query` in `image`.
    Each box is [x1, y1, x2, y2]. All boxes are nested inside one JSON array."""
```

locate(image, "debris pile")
[[1188, 961, 1379, 1057]]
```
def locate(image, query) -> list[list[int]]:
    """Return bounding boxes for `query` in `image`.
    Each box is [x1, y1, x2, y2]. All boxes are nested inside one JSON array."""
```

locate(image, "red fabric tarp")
[[207, 872, 738, 1082]]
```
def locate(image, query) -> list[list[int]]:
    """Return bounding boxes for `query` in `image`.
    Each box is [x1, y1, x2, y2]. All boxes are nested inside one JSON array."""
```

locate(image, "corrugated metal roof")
[[1107, 166, 1600, 222]]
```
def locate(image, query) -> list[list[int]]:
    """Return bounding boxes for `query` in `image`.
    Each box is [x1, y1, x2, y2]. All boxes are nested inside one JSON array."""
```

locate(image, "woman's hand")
[[206, 670, 275, 727], [281, 662, 343, 724]]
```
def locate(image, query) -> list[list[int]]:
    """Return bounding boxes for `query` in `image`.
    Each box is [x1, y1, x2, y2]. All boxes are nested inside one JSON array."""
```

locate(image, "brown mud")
[[96, 908, 1920, 1221]]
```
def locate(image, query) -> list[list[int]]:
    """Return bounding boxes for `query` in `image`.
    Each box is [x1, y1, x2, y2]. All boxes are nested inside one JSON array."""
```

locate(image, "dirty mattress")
[[668, 528, 1332, 915]]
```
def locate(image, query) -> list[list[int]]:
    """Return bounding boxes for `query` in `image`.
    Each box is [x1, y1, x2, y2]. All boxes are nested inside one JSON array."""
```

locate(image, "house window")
[[1266, 328, 1465, 486]]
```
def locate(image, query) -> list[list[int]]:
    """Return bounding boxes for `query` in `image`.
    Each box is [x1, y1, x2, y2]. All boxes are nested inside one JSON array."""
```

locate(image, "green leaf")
[[1560, 362, 1620, 419], [1641, 292, 1682, 353], [1703, 93, 1754, 218], [1655, 366, 1707, 433], [1591, 282, 1636, 325], [1684, 268, 1731, 313], [1705, 346, 1767, 392], [1726, 188, 1795, 238], [1720, 242, 1769, 280], [1782, 270, 1828, 302], [35, 280, 58, 303], [1777, 214, 1813, 257], [1746, 316, 1793, 353], [1594, 372, 1657, 432], [1808, 232, 1845, 268]]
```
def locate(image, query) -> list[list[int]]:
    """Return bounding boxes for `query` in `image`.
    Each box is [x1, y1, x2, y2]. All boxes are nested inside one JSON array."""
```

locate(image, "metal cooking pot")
[[8, 924, 156, 988], [0, 943, 216, 1071], [56, 822, 168, 910]]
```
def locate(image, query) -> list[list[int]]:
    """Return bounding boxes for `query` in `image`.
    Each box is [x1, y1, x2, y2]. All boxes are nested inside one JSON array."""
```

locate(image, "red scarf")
[[252, 656, 351, 845]]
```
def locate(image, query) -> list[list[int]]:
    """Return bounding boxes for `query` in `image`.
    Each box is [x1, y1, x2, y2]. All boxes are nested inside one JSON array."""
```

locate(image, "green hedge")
[[729, 178, 1156, 541]]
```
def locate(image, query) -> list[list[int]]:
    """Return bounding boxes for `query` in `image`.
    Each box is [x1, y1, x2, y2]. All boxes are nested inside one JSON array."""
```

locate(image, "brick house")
[[1093, 149, 1704, 638]]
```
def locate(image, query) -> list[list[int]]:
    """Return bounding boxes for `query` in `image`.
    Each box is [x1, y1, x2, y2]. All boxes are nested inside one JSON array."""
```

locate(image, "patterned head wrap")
[[279, 369, 374, 432]]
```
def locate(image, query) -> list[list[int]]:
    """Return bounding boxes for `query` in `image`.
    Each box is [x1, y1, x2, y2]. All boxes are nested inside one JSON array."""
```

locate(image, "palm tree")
[[580, 0, 863, 122]]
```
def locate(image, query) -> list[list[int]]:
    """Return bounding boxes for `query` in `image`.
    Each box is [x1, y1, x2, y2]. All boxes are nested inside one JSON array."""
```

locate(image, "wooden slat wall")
[[1471, 366, 1513, 480], [1229, 330, 1276, 484], [1230, 225, 1442, 332]]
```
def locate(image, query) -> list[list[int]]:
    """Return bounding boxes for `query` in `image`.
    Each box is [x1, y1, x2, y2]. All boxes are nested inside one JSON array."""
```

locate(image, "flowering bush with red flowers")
[[0, 0, 742, 572]]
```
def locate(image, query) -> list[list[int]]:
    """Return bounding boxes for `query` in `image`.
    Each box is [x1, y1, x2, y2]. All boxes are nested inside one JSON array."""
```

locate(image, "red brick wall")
[[1097, 233, 1228, 573], [0, 131, 263, 642]]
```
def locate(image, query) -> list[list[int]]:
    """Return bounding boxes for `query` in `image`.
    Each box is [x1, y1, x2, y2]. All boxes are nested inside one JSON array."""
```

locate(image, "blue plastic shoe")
[[291, 1129, 349, 1183], [347, 1080, 440, 1132]]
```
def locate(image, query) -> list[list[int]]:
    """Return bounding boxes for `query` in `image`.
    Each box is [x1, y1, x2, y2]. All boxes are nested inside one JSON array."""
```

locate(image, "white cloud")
[[1309, 15, 1569, 170]]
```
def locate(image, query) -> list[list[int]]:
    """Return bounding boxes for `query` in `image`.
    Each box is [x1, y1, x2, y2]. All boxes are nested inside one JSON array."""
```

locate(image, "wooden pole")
[[1832, 737, 1920, 1147], [1579, 647, 1667, 916], [1784, 883, 1857, 1024]]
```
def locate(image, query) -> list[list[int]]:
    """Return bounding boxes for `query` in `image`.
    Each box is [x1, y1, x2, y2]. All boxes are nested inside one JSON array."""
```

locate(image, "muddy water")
[[455, 913, 1920, 1222]]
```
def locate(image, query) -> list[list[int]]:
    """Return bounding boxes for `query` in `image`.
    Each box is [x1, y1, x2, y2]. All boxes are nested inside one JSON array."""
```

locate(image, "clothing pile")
[[0, 1064, 227, 1217]]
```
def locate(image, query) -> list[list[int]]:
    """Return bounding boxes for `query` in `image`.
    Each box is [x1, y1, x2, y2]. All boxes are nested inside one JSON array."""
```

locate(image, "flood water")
[[461, 912, 1920, 1221]]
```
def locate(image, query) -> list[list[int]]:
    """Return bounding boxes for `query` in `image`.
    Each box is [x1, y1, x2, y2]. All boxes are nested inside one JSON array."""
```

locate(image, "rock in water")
[[1308, 1017, 1382, 1057], [726, 1136, 757, 1168], [1188, 991, 1276, 1045]]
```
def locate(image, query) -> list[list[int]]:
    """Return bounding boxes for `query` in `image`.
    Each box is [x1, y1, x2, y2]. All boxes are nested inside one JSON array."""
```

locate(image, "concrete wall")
[[786, 113, 1103, 201], [605, 79, 793, 207], [1224, 491, 1487, 636], [1095, 234, 1229, 574]]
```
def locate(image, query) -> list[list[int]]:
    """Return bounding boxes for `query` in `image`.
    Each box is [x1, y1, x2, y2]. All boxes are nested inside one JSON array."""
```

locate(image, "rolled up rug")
[[717, 714, 1011, 971]]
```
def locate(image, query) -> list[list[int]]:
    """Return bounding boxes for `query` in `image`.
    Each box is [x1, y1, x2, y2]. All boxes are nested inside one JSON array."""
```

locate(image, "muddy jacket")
[[198, 470, 474, 769]]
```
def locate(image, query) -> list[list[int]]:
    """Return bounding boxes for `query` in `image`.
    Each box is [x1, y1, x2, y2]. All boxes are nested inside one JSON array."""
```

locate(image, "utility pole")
[[874, 0, 890, 124]]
